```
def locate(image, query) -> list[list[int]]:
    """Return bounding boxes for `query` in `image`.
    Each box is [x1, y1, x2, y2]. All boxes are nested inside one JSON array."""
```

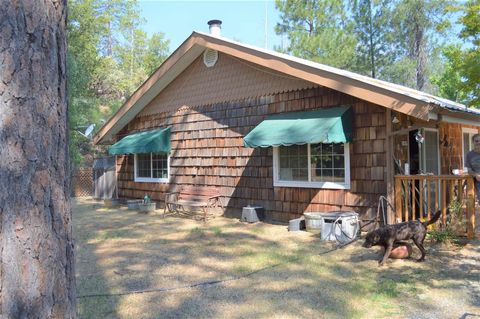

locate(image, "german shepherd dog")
[[363, 210, 441, 266]]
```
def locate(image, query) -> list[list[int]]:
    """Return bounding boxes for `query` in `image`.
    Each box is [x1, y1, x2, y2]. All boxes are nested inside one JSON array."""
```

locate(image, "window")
[[462, 128, 478, 167], [134, 153, 169, 183], [273, 143, 350, 189]]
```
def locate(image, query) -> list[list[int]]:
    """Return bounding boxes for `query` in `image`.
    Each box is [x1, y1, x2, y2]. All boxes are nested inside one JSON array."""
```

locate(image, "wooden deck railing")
[[394, 175, 476, 239]]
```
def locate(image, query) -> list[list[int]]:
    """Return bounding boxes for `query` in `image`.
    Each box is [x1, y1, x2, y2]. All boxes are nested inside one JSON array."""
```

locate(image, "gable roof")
[[94, 31, 480, 145]]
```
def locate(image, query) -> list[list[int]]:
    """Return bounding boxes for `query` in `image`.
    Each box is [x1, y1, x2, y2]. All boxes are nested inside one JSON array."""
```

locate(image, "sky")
[[138, 0, 283, 52]]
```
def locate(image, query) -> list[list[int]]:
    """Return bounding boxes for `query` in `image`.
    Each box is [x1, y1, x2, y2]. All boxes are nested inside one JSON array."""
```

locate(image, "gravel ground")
[[400, 240, 480, 319]]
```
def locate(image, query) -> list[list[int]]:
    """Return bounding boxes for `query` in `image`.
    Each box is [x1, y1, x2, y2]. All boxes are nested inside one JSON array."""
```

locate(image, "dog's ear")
[[373, 234, 381, 243]]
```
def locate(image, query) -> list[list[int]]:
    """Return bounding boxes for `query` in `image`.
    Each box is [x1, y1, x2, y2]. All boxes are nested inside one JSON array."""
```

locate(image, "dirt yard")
[[73, 198, 480, 319]]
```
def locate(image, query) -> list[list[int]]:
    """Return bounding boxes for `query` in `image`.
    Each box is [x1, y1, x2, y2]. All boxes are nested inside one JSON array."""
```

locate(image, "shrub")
[[427, 198, 465, 244], [427, 228, 457, 244]]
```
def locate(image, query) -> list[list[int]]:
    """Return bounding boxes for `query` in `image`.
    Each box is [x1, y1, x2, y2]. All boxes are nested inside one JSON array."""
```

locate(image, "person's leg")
[[476, 181, 480, 204]]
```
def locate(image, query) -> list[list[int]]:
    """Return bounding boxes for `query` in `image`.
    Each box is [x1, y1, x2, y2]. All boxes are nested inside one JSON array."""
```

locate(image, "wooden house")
[[93, 27, 480, 237]]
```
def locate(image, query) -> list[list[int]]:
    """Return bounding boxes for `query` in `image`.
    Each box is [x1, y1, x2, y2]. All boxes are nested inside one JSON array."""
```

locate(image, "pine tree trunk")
[[412, 1, 426, 91], [0, 1, 75, 318], [414, 24, 426, 91]]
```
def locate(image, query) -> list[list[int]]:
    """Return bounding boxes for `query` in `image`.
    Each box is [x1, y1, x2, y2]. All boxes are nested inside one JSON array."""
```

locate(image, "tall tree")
[[275, 0, 454, 95], [391, 0, 452, 90], [275, 0, 357, 69], [429, 0, 479, 107], [456, 0, 480, 107], [351, 0, 395, 78], [67, 0, 169, 167], [0, 0, 75, 317], [430, 45, 467, 103]]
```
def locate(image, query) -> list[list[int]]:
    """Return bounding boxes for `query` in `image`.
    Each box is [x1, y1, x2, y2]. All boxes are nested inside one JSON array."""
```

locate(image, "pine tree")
[[351, 0, 395, 78], [275, 0, 357, 69], [67, 0, 170, 167], [391, 0, 452, 91], [0, 1, 76, 316]]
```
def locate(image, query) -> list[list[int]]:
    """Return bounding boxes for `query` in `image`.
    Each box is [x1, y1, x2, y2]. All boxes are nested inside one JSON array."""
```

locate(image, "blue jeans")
[[476, 181, 480, 203]]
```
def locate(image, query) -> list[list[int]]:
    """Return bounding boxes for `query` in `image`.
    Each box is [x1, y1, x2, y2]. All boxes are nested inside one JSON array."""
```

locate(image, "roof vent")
[[203, 49, 218, 68], [207, 19, 222, 37]]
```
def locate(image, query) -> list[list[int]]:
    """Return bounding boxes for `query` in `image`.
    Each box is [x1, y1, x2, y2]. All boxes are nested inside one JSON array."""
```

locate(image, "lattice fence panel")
[[72, 167, 93, 197]]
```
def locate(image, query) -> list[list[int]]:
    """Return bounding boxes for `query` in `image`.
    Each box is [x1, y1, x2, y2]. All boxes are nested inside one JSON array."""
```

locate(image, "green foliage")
[[427, 228, 457, 244], [448, 198, 463, 216], [275, 0, 357, 69], [380, 56, 417, 89], [351, 0, 396, 78], [389, 0, 453, 90], [210, 226, 223, 237], [444, 0, 480, 107], [67, 0, 170, 168], [430, 45, 467, 103], [144, 32, 170, 76], [275, 0, 454, 93], [189, 227, 206, 237], [428, 198, 465, 244]]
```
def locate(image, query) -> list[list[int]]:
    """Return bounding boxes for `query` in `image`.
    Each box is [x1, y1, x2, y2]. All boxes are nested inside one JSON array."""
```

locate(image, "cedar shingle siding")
[[114, 98, 480, 222], [116, 63, 387, 221], [438, 122, 478, 174], [139, 53, 315, 116]]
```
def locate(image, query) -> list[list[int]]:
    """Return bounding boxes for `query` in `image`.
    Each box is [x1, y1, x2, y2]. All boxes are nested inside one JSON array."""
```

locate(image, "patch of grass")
[[77, 295, 121, 319], [94, 229, 127, 241], [210, 226, 223, 236], [189, 227, 206, 237], [348, 281, 368, 295], [248, 225, 266, 234], [232, 265, 251, 274], [376, 279, 400, 297], [240, 249, 256, 257], [373, 277, 416, 299], [232, 245, 301, 274]]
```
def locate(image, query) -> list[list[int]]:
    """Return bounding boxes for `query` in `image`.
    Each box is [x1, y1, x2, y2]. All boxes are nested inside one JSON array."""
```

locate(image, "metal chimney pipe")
[[207, 20, 222, 37]]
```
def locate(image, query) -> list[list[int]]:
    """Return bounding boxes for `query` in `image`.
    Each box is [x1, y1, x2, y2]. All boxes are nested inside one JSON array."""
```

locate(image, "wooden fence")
[[72, 167, 93, 197], [394, 175, 476, 239], [93, 156, 117, 199]]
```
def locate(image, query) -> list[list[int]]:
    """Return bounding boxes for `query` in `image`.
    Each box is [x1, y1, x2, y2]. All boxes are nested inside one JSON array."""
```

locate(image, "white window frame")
[[134, 153, 170, 183], [462, 128, 478, 167], [273, 143, 350, 189]]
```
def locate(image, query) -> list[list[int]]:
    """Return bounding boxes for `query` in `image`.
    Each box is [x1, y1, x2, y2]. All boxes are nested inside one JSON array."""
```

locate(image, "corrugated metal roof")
[[195, 31, 480, 116]]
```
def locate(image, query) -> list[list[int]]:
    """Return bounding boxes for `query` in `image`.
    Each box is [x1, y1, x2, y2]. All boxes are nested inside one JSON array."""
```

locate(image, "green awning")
[[244, 106, 353, 148], [108, 127, 171, 155]]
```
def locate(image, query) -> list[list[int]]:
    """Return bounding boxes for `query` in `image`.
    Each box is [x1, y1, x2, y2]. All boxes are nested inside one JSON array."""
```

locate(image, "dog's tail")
[[422, 210, 442, 227]]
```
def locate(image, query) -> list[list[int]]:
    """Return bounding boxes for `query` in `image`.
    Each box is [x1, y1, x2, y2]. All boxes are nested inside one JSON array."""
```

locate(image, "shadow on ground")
[[74, 198, 480, 319]]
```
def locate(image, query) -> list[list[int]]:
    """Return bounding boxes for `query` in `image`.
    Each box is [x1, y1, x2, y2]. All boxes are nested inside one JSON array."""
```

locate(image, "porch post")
[[386, 109, 394, 224]]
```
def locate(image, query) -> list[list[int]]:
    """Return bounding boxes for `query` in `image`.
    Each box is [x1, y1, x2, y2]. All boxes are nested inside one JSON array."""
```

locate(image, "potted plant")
[[138, 195, 156, 213]]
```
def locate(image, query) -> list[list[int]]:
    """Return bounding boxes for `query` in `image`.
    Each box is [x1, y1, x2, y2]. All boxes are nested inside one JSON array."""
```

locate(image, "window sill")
[[134, 177, 169, 183], [273, 180, 350, 189]]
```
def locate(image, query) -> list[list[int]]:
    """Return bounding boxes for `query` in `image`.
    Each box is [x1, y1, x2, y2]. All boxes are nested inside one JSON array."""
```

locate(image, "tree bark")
[[412, 1, 427, 91], [0, 1, 75, 318]]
